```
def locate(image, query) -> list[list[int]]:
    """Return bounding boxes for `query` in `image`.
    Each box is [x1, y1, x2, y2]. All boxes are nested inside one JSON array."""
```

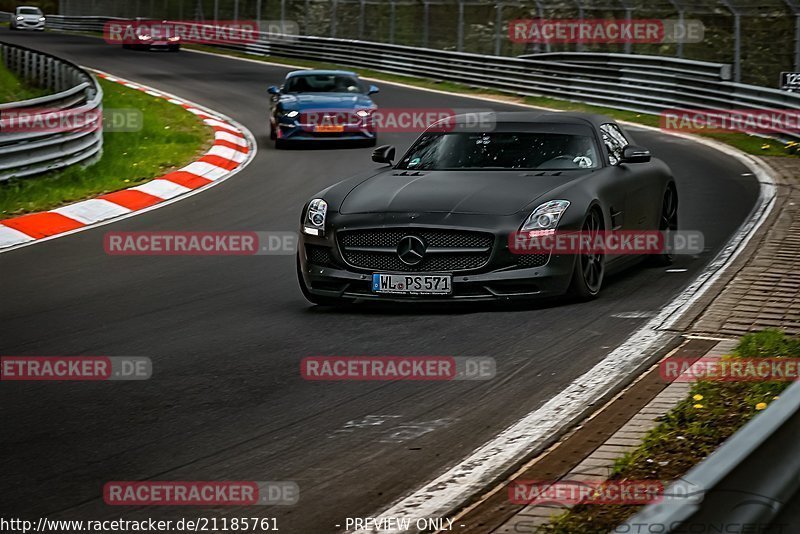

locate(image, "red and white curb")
[[0, 69, 256, 252]]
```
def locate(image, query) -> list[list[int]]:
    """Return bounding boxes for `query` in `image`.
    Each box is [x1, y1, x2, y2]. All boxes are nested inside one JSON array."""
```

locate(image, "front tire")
[[567, 208, 605, 299], [649, 186, 678, 266]]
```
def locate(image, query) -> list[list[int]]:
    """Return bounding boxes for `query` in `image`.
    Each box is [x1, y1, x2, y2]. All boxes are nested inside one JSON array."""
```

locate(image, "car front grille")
[[306, 245, 334, 266], [337, 228, 494, 272], [515, 253, 550, 268]]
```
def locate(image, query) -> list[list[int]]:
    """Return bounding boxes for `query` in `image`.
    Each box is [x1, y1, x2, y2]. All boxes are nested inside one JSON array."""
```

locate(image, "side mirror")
[[372, 145, 395, 164], [268, 86, 281, 95], [620, 145, 651, 163], [367, 85, 380, 95]]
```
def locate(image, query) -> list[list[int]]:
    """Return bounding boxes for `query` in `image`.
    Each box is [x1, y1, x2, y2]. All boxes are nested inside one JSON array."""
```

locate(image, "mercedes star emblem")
[[397, 235, 427, 266]]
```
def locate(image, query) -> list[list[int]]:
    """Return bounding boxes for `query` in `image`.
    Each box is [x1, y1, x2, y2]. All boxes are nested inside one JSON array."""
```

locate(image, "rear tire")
[[567, 208, 605, 300]]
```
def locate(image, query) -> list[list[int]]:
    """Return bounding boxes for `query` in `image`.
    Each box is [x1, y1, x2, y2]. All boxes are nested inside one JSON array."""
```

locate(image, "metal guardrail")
[[42, 14, 800, 142], [624, 380, 800, 531], [0, 36, 103, 181]]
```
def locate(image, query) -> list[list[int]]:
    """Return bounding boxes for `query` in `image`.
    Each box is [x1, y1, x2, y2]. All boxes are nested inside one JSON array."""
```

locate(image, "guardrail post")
[[423, 0, 430, 48], [331, 0, 337, 38], [358, 0, 365, 40], [623, 7, 633, 54], [389, 0, 396, 44], [733, 13, 741, 82], [574, 0, 585, 52], [721, 0, 742, 83], [796, 15, 800, 71], [457, 0, 464, 52], [494, 2, 503, 56], [782, 1, 800, 71]]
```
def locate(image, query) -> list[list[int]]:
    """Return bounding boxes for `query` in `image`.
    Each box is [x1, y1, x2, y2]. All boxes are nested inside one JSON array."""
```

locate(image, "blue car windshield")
[[397, 132, 601, 171], [284, 75, 363, 94]]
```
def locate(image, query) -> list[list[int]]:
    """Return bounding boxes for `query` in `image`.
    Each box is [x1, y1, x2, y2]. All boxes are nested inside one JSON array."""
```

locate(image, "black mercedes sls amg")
[[297, 112, 677, 305]]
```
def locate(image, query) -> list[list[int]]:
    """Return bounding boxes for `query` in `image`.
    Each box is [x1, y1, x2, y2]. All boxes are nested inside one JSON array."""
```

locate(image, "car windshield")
[[18, 7, 42, 14], [397, 131, 601, 171], [284, 74, 363, 94]]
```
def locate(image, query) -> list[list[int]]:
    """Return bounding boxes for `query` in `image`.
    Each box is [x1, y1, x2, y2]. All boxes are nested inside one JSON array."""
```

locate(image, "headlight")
[[167, 36, 180, 42], [16, 16, 23, 20], [137, 34, 151, 40], [39, 16, 45, 21], [303, 199, 327, 236], [355, 109, 371, 118], [521, 200, 570, 232], [283, 110, 299, 118]]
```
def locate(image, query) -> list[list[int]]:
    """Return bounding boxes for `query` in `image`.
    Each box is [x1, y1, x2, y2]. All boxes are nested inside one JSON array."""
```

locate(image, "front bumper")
[[13, 20, 45, 30], [298, 213, 577, 303], [276, 118, 376, 142]]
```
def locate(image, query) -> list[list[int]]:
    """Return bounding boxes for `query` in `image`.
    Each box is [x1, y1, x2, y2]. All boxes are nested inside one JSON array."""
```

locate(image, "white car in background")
[[10, 6, 46, 31]]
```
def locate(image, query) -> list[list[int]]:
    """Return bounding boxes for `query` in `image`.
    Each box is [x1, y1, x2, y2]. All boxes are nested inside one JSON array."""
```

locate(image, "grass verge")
[[0, 77, 212, 219], [187, 44, 797, 158], [538, 329, 800, 533], [0, 60, 49, 103]]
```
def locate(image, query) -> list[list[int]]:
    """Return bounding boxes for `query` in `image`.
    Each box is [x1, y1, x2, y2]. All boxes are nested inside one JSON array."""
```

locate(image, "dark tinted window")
[[397, 132, 600, 171], [284, 74, 363, 94]]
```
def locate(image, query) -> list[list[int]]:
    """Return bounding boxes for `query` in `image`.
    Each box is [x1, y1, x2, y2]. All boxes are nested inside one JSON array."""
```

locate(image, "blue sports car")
[[268, 70, 379, 148]]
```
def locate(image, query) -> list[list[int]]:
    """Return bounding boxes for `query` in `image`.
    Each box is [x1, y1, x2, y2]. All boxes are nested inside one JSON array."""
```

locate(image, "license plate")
[[372, 273, 452, 295], [315, 124, 344, 133]]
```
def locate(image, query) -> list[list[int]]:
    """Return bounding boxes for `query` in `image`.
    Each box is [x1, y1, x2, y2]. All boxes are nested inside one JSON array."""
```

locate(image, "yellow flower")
[[760, 144, 771, 150], [755, 402, 767, 410], [693, 404, 704, 409], [693, 394, 704, 401]]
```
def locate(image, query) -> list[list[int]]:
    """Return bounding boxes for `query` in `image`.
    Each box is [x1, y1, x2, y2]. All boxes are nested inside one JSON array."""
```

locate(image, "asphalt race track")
[[0, 31, 760, 532]]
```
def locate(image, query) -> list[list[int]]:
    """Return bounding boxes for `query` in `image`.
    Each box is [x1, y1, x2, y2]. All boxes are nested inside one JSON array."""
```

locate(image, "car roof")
[[447, 111, 615, 129], [286, 70, 358, 78]]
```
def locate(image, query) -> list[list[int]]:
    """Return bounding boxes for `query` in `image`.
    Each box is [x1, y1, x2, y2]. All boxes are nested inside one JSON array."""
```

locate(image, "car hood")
[[339, 169, 591, 216], [279, 93, 373, 110]]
